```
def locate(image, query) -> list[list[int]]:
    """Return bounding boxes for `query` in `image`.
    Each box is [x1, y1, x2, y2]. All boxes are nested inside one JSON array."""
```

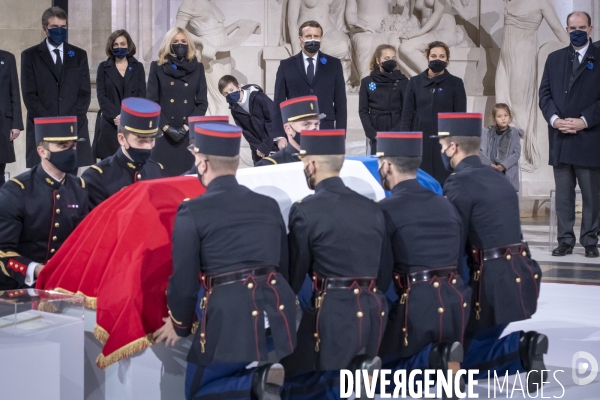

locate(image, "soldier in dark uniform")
[[280, 129, 393, 398], [82, 98, 166, 209], [0, 116, 88, 290], [183, 115, 229, 175], [433, 113, 546, 393], [375, 132, 469, 395], [255, 96, 323, 167], [153, 122, 297, 400]]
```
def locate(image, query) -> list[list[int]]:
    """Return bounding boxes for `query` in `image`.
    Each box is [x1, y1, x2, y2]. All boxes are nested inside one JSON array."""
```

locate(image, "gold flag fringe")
[[94, 324, 109, 345], [95, 333, 155, 370], [53, 287, 97, 309]]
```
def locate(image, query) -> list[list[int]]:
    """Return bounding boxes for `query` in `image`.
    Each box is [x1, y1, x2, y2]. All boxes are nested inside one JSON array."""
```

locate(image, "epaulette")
[[158, 162, 164, 170], [296, 200, 302, 204], [263, 157, 277, 165], [79, 177, 86, 188], [9, 178, 24, 189], [90, 165, 103, 174]]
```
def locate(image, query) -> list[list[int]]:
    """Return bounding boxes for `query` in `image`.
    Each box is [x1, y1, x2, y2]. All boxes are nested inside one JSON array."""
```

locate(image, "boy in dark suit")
[[219, 75, 285, 165], [21, 6, 92, 170], [273, 20, 346, 137]]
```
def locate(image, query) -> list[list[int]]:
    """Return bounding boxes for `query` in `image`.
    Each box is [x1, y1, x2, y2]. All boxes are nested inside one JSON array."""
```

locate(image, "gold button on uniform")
[[534, 274, 539, 279], [184, 83, 189, 87], [438, 307, 444, 313], [137, 174, 142, 179], [171, 82, 174, 85], [52, 236, 57, 241], [372, 288, 377, 293], [516, 277, 521, 283], [452, 279, 457, 284], [506, 254, 512, 260], [251, 310, 258, 316], [50, 249, 56, 254], [170, 99, 174, 103], [56, 209, 60, 214], [463, 302, 468, 308], [270, 279, 276, 285], [279, 305, 284, 310], [353, 288, 359, 295], [433, 282, 440, 288], [184, 100, 188, 104], [357, 311, 363, 318], [522, 251, 527, 257], [55, 223, 59, 228], [381, 311, 385, 316], [56, 194, 60, 200], [247, 283, 254, 289]]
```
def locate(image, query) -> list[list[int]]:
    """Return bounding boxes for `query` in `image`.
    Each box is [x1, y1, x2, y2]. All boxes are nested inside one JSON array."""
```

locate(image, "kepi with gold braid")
[[191, 123, 242, 157], [34, 116, 78, 142], [280, 95, 325, 123], [120, 98, 162, 138], [430, 113, 483, 139], [375, 132, 423, 158]]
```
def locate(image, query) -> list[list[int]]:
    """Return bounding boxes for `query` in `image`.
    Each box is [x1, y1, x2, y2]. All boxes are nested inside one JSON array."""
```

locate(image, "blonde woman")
[[147, 27, 208, 176]]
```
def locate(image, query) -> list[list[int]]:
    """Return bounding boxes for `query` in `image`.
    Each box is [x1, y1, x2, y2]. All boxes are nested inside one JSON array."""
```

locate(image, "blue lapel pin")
[[68, 50, 75, 58], [172, 64, 178, 70], [128, 66, 133, 71], [587, 61, 594, 70], [320, 57, 327, 65], [368, 82, 376, 91]]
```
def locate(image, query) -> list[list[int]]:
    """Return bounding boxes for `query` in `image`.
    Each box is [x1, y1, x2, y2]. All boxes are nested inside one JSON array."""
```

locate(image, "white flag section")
[[234, 160, 386, 228]]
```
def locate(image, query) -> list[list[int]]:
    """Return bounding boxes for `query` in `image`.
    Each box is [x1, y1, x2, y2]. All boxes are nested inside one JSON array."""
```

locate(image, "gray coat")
[[479, 126, 523, 191]]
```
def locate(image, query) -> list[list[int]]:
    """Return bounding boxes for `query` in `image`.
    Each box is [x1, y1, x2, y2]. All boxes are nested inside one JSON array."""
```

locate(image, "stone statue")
[[495, 0, 569, 171], [396, 0, 461, 76], [346, 0, 418, 80], [176, 0, 261, 116], [287, 0, 353, 89]]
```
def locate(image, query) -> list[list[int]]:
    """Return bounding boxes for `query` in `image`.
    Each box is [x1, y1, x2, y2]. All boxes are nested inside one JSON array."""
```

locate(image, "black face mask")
[[292, 129, 301, 145], [429, 59, 447, 73], [125, 138, 152, 165], [303, 164, 315, 190], [378, 163, 390, 191], [381, 60, 397, 73], [441, 147, 454, 172], [48, 147, 77, 173], [172, 44, 188, 60], [303, 40, 320, 54], [196, 160, 207, 187]]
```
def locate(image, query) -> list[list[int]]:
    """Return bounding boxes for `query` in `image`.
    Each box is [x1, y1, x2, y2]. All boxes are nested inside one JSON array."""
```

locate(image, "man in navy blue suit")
[[273, 20, 347, 137]]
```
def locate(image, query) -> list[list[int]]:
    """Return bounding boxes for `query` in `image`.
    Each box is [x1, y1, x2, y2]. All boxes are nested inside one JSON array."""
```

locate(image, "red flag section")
[[36, 176, 205, 368]]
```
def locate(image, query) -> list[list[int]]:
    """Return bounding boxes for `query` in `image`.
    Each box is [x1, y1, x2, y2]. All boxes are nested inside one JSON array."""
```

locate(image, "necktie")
[[573, 51, 581, 73], [53, 49, 62, 75], [307, 57, 314, 84]]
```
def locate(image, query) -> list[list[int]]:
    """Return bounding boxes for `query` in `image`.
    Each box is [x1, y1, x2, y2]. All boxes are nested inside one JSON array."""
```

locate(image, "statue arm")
[[541, 0, 570, 44], [175, 10, 191, 29], [404, 0, 445, 39], [345, 0, 374, 33], [288, 0, 302, 54]]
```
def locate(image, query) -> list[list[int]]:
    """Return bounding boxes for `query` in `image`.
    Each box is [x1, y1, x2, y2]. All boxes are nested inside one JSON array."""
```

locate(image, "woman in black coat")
[[400, 41, 467, 184], [359, 44, 408, 154], [147, 27, 208, 176], [94, 30, 146, 160]]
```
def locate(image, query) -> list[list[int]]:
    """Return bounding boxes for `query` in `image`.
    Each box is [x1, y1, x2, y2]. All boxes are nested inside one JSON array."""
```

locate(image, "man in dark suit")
[[539, 11, 600, 257], [0, 49, 23, 187], [273, 20, 346, 137], [83, 98, 166, 209], [21, 6, 92, 170], [0, 117, 88, 290]]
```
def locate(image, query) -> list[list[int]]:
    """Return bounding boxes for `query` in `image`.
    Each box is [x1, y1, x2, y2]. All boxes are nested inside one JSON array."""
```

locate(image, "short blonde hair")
[[157, 27, 197, 66]]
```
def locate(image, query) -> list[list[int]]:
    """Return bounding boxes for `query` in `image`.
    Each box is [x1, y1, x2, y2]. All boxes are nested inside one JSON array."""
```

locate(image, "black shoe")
[[519, 331, 549, 394], [584, 245, 599, 258], [429, 342, 464, 400], [348, 355, 382, 399], [251, 363, 284, 400], [552, 243, 573, 256]]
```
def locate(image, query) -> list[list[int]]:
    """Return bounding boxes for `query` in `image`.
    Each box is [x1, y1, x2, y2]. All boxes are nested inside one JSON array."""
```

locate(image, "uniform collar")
[[314, 176, 345, 193], [285, 142, 300, 158], [35, 164, 65, 189], [116, 147, 141, 171], [390, 178, 422, 194], [454, 155, 483, 173], [206, 174, 238, 192]]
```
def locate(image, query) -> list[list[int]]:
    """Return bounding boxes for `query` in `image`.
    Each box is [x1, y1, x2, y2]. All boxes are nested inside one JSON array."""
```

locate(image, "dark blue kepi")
[[375, 132, 423, 158], [191, 123, 242, 157], [430, 112, 483, 138]]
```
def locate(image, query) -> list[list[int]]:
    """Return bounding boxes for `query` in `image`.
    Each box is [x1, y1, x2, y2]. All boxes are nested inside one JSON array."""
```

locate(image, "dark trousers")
[[280, 371, 340, 400], [0, 163, 5, 187], [186, 362, 256, 400], [553, 164, 600, 247], [463, 324, 523, 379]]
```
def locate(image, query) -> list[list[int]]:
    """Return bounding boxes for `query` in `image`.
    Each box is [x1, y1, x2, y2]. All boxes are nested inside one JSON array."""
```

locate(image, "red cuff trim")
[[7, 259, 27, 276]]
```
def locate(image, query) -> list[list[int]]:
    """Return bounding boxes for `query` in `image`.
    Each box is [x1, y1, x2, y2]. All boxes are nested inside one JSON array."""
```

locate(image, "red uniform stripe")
[[280, 96, 318, 108], [194, 126, 242, 138], [35, 117, 77, 124], [376, 133, 422, 139], [300, 129, 345, 137], [121, 103, 161, 117], [189, 116, 228, 122]]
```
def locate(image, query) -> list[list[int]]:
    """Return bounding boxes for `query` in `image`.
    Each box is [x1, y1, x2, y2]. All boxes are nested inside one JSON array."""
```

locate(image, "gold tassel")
[[53, 287, 97, 309], [95, 334, 155, 369], [94, 325, 110, 344]]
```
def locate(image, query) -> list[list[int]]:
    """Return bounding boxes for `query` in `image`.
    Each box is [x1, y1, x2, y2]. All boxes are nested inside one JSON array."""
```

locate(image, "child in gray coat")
[[479, 103, 523, 191]]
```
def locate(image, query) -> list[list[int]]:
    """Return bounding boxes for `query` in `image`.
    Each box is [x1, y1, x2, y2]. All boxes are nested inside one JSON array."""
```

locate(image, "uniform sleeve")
[[287, 203, 312, 293], [8, 53, 23, 130], [76, 51, 92, 117], [443, 176, 472, 258], [399, 79, 415, 131], [358, 79, 376, 140], [81, 167, 108, 210], [333, 59, 347, 130], [273, 201, 290, 281], [377, 209, 395, 292], [167, 204, 201, 337], [0, 182, 34, 287], [192, 63, 208, 118], [146, 62, 170, 130], [272, 62, 287, 138]]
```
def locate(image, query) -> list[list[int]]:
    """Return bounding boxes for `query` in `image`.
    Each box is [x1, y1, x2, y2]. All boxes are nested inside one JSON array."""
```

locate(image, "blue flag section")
[[347, 156, 443, 196]]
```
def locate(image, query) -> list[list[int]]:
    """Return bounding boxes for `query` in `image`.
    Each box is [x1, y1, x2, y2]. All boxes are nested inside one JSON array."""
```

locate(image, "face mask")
[[197, 161, 206, 187], [303, 40, 320, 54], [292, 129, 301, 145], [441, 146, 454, 172], [125, 138, 152, 164], [47, 27, 67, 46], [428, 59, 447, 74], [48, 147, 76, 173], [303, 164, 315, 190], [172, 44, 188, 60], [381, 60, 397, 73], [378, 163, 390, 191], [226, 90, 241, 105], [112, 47, 129, 59], [570, 30, 589, 47]]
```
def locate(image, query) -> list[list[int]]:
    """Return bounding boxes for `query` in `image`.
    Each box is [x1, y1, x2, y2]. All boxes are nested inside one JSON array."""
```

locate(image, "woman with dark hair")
[[400, 41, 466, 184], [94, 29, 146, 160], [359, 44, 408, 154], [147, 27, 208, 176]]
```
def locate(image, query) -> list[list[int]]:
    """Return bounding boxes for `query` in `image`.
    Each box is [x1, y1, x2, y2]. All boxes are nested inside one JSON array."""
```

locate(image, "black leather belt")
[[480, 242, 530, 261], [207, 266, 276, 288], [315, 277, 376, 291], [395, 267, 457, 289]]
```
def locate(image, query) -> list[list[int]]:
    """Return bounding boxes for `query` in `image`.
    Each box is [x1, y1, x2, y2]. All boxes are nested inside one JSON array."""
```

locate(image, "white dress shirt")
[[302, 50, 318, 75], [46, 39, 64, 63], [549, 42, 590, 129]]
